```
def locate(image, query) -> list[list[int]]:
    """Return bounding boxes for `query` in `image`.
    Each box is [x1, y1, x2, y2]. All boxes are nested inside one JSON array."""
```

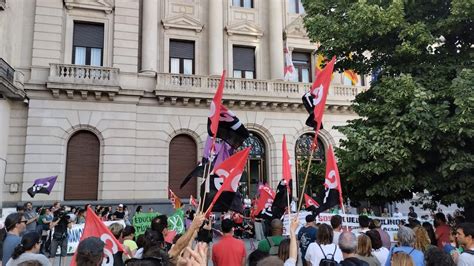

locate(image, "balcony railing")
[[0, 58, 15, 83], [156, 73, 365, 104], [48, 64, 119, 86]]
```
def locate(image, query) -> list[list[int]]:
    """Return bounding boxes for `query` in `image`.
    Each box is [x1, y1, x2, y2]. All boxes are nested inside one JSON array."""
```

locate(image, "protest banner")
[[132, 212, 160, 237], [282, 212, 432, 242]]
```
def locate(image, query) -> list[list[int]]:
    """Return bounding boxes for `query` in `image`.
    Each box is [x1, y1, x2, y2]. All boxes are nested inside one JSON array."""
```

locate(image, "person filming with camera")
[[48, 206, 72, 266]]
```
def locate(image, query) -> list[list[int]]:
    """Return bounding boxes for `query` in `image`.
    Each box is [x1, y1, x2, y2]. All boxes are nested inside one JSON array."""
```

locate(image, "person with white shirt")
[[454, 223, 474, 266], [331, 215, 343, 245], [305, 224, 343, 265], [366, 229, 389, 265], [392, 208, 403, 218]]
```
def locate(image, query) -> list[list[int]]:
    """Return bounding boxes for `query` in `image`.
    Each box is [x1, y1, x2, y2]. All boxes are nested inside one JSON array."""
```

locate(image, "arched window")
[[295, 133, 325, 196], [238, 132, 266, 197], [169, 134, 197, 198], [65, 131, 100, 200]]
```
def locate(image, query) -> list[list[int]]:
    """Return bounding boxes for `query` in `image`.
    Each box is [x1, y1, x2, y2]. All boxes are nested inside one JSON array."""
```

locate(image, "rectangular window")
[[288, 0, 305, 14], [233, 46, 255, 79], [293, 52, 311, 83], [72, 22, 104, 66], [169, 40, 195, 74], [233, 0, 254, 8]]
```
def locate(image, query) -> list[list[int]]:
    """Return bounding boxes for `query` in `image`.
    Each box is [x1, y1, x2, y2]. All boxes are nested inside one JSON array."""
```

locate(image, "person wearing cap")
[[257, 219, 285, 254], [2, 213, 27, 264], [298, 214, 318, 266], [112, 204, 125, 221], [75, 236, 105, 266]]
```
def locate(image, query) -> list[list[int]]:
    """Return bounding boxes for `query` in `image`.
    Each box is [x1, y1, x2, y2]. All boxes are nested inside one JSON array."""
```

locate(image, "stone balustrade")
[[47, 64, 120, 100], [156, 73, 365, 108], [49, 64, 119, 86]]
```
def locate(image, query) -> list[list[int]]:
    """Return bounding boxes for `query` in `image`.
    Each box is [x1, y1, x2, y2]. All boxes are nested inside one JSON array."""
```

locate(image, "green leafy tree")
[[302, 0, 473, 220]]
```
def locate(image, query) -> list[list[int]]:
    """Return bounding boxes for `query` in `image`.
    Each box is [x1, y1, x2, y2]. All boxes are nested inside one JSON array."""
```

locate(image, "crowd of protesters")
[[0, 201, 473, 266]]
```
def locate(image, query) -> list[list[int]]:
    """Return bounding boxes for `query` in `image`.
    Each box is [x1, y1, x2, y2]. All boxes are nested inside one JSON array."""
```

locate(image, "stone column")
[[208, 0, 224, 76], [268, 0, 284, 80], [0, 99, 11, 211], [141, 0, 158, 73]]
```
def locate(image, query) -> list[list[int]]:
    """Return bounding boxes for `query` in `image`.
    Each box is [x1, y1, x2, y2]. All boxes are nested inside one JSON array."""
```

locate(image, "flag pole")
[[286, 182, 291, 218], [199, 138, 216, 214], [297, 145, 315, 213]]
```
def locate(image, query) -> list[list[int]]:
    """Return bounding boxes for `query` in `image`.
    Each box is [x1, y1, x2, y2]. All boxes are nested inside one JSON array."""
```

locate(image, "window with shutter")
[[65, 131, 100, 200], [233, 46, 256, 79], [72, 22, 104, 66], [169, 40, 195, 75], [293, 52, 311, 83], [233, 0, 253, 8], [169, 135, 197, 198]]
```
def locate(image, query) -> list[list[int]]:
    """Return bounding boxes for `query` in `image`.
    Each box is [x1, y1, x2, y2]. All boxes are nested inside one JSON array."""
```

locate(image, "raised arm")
[[168, 213, 205, 264]]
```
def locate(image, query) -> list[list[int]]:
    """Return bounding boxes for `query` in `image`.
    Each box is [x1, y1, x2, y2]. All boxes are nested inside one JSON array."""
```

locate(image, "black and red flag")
[[271, 179, 292, 219], [201, 148, 250, 214], [310, 145, 343, 215], [207, 105, 249, 149], [302, 57, 336, 133], [304, 193, 320, 212]]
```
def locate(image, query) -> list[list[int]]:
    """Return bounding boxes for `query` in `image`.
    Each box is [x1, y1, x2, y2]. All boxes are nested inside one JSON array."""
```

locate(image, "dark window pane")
[[233, 46, 255, 71], [292, 52, 310, 63], [170, 40, 194, 59], [73, 22, 104, 48]]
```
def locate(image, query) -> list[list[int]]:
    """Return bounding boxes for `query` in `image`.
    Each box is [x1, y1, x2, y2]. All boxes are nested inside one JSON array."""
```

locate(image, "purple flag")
[[27, 175, 58, 198], [179, 137, 234, 189]]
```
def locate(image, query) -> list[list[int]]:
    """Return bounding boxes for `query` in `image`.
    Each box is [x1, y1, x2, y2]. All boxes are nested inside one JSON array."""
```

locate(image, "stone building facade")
[[0, 0, 366, 207]]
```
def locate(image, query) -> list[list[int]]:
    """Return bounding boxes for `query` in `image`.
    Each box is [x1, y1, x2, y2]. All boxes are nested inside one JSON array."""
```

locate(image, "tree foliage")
[[302, 0, 473, 213]]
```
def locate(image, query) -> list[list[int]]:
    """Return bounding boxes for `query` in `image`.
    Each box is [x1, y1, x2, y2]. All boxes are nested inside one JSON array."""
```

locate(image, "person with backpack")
[[258, 219, 286, 255], [305, 223, 343, 266], [384, 226, 424, 266], [339, 232, 369, 266], [454, 223, 474, 266]]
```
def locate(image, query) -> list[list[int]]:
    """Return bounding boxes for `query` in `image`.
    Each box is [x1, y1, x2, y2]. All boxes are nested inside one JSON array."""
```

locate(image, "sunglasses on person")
[[19, 220, 28, 224]]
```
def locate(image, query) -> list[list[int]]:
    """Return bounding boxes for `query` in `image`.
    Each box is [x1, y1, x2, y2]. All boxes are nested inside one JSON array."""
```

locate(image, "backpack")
[[266, 236, 280, 255], [318, 243, 338, 266]]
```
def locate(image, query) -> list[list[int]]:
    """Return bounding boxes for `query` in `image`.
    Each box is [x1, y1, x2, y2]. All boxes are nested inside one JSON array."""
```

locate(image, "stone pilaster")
[[141, 0, 158, 73], [268, 0, 284, 80], [208, 0, 224, 76]]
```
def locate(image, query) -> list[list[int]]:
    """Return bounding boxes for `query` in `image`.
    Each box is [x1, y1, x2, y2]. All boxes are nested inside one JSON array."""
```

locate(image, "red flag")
[[209, 70, 227, 137], [207, 148, 250, 213], [304, 193, 320, 208], [282, 135, 292, 188], [190, 195, 198, 208], [71, 207, 126, 266], [168, 189, 182, 209], [325, 145, 343, 208], [310, 56, 336, 141], [255, 184, 276, 215]]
